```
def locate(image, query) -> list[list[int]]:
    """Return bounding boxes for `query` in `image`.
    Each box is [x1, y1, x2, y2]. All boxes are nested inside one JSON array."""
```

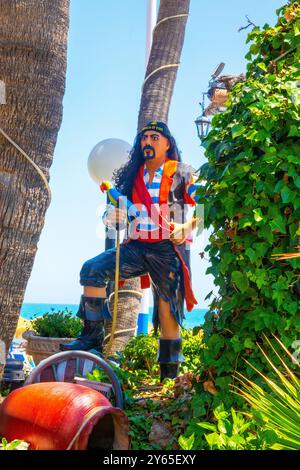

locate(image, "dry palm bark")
[[104, 279, 143, 355], [138, 0, 190, 130], [105, 0, 191, 354], [0, 0, 69, 380]]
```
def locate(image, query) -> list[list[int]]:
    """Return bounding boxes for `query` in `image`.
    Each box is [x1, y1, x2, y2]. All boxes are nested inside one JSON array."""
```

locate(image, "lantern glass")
[[195, 116, 211, 141]]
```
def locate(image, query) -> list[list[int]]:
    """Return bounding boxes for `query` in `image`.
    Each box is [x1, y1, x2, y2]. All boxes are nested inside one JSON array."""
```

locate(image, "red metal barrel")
[[0, 382, 129, 450]]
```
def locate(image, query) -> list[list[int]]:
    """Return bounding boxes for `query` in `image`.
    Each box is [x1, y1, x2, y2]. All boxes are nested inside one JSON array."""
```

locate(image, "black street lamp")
[[195, 114, 211, 142], [195, 63, 226, 142]]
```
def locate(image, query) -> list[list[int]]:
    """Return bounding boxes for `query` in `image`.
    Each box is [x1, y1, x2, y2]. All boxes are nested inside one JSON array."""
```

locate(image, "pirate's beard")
[[142, 145, 156, 160]]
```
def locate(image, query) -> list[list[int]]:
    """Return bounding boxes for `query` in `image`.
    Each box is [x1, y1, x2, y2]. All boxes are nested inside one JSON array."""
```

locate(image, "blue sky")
[[24, 0, 283, 306]]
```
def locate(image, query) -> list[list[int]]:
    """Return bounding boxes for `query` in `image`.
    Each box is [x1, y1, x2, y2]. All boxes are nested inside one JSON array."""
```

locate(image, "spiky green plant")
[[233, 335, 300, 450]]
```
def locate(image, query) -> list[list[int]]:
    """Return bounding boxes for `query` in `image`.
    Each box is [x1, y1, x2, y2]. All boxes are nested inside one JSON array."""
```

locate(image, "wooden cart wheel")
[[25, 350, 123, 409]]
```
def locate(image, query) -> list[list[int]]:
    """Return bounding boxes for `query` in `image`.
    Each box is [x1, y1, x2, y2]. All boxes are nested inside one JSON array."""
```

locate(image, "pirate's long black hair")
[[113, 130, 182, 199]]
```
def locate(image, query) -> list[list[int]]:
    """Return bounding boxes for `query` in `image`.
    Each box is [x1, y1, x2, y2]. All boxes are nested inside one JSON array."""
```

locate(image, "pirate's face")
[[141, 131, 170, 161]]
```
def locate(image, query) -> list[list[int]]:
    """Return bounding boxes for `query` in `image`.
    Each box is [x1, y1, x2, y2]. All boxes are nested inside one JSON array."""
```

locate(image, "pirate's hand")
[[103, 207, 127, 228], [170, 222, 189, 245], [170, 217, 199, 244]]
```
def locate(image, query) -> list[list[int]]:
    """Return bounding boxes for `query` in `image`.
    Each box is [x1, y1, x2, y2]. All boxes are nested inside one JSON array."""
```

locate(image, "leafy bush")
[[179, 404, 277, 450], [181, 327, 205, 373], [180, 334, 300, 451], [118, 328, 205, 376], [29, 308, 82, 338], [86, 329, 204, 396], [85, 333, 160, 397], [195, 2, 300, 409], [120, 332, 159, 373]]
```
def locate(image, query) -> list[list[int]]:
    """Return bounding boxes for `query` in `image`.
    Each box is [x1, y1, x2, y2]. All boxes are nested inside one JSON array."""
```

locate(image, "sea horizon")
[[21, 302, 208, 329]]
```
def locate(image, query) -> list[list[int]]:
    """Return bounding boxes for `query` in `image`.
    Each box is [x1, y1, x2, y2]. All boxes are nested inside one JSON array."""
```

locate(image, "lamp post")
[[195, 115, 211, 142], [195, 89, 212, 142], [146, 0, 157, 67], [136, 0, 157, 336], [87, 137, 131, 302]]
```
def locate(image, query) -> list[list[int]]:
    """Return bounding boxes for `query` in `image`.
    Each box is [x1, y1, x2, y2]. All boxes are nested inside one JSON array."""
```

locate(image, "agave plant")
[[232, 334, 300, 450]]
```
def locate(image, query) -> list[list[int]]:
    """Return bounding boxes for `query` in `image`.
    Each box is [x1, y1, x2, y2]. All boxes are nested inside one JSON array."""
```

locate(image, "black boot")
[[157, 338, 184, 382], [60, 295, 111, 352]]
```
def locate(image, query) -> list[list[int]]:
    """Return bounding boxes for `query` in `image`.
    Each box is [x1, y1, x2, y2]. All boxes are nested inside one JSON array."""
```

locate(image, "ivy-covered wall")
[[197, 1, 300, 409]]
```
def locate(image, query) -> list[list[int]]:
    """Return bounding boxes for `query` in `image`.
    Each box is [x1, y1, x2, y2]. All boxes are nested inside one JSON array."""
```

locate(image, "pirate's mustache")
[[142, 145, 156, 160]]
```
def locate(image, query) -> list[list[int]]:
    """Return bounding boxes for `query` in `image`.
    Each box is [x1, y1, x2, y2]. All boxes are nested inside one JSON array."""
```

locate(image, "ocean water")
[[21, 303, 207, 329]]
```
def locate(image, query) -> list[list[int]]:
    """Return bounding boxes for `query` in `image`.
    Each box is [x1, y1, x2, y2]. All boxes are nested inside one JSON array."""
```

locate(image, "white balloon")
[[87, 138, 132, 184]]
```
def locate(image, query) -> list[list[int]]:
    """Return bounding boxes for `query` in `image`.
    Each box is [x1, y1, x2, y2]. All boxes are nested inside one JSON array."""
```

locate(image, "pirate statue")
[[61, 121, 201, 381]]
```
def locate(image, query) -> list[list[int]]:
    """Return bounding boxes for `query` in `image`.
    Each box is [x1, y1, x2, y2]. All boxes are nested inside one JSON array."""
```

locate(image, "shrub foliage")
[[196, 2, 300, 409], [30, 308, 82, 338]]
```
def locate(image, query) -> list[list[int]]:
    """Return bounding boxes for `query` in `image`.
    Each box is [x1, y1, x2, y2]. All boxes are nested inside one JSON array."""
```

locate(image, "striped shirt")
[[102, 162, 200, 236], [137, 163, 164, 232]]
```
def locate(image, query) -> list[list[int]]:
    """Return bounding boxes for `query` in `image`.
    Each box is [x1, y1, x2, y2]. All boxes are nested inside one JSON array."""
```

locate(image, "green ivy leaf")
[[230, 336, 242, 353], [285, 301, 298, 315], [253, 242, 269, 258], [294, 176, 300, 189], [258, 225, 274, 244], [232, 271, 249, 293], [245, 247, 257, 263], [244, 338, 256, 349], [288, 125, 300, 137], [287, 155, 300, 165], [256, 129, 269, 142], [231, 124, 246, 139], [207, 334, 225, 356], [253, 208, 264, 222], [205, 290, 214, 301], [245, 129, 258, 140], [270, 215, 286, 234], [239, 217, 253, 229], [178, 433, 195, 451], [206, 266, 217, 277], [253, 269, 268, 289], [280, 186, 295, 203], [257, 62, 267, 72], [215, 377, 232, 390], [191, 395, 207, 418], [272, 289, 285, 309], [272, 37, 282, 49]]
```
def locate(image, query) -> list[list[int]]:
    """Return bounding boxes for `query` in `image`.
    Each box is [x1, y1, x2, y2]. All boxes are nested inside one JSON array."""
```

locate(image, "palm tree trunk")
[[104, 278, 143, 355], [138, 0, 190, 130], [106, 0, 190, 355], [0, 0, 69, 380]]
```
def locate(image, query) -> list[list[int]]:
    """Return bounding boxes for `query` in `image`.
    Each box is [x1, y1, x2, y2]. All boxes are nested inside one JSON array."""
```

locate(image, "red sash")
[[129, 160, 197, 311]]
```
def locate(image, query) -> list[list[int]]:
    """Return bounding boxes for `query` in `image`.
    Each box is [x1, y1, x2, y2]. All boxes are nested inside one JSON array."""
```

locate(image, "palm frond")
[[271, 246, 300, 260], [233, 336, 300, 450]]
